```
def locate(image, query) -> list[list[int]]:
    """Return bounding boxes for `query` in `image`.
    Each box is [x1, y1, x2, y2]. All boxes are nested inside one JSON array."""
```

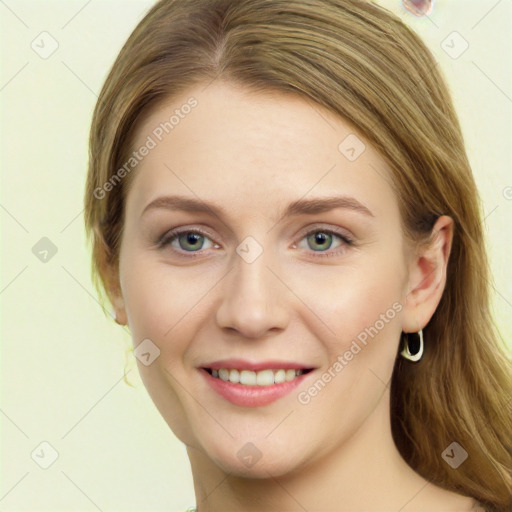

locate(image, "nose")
[[215, 248, 290, 339]]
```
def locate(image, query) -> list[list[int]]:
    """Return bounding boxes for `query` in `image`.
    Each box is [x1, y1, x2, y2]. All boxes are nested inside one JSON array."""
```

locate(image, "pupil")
[[181, 232, 202, 250], [187, 233, 199, 245], [310, 232, 331, 251]]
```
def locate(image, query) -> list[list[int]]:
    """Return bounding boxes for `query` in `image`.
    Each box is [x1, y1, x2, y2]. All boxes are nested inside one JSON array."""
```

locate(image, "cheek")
[[119, 251, 223, 373], [288, 261, 404, 424], [285, 255, 406, 360], [120, 253, 186, 349], [119, 253, 203, 443]]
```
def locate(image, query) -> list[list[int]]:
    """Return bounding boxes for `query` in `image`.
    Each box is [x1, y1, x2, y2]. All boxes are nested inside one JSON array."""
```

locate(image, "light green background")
[[1, 1, 511, 511]]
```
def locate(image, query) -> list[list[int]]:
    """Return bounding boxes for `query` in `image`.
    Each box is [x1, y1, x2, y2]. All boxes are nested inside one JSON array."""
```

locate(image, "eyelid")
[[157, 226, 214, 247], [298, 224, 353, 242]]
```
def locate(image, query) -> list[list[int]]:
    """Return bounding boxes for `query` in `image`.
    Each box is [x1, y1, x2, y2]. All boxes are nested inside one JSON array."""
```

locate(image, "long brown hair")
[[84, 0, 512, 508]]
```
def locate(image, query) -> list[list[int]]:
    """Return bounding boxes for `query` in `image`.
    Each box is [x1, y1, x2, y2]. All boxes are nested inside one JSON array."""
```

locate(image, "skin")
[[107, 81, 476, 511]]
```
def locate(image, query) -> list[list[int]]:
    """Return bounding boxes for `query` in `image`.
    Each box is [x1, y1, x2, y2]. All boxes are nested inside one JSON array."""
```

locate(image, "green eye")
[[297, 228, 353, 257], [176, 232, 206, 251], [160, 230, 215, 252], [158, 227, 353, 258], [306, 232, 334, 251]]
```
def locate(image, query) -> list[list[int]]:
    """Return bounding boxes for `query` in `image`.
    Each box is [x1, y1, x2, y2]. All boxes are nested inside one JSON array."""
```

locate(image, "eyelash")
[[157, 226, 354, 259]]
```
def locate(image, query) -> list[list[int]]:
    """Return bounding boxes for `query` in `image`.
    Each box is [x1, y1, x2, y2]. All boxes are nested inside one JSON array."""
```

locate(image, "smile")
[[199, 367, 315, 407], [205, 367, 312, 386]]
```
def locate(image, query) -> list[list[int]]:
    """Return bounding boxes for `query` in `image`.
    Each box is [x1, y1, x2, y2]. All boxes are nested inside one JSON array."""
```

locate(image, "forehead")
[[125, 82, 397, 222]]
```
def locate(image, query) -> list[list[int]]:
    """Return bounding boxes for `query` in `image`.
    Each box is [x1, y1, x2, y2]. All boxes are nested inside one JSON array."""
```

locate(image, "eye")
[[158, 228, 217, 254], [295, 227, 354, 258], [157, 226, 354, 258]]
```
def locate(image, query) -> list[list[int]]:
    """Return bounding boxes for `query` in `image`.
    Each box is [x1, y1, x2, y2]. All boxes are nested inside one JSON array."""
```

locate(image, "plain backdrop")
[[1, 1, 511, 511]]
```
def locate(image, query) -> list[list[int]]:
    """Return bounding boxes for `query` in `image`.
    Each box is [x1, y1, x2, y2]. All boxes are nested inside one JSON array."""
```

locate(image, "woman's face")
[[115, 81, 416, 477]]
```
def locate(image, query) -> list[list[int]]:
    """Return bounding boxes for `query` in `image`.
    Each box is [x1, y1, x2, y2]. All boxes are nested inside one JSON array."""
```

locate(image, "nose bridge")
[[233, 241, 274, 302], [215, 236, 289, 337]]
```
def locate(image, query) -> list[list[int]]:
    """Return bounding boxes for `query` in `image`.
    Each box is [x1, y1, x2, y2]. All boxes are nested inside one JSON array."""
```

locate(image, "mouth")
[[199, 364, 316, 407], [202, 367, 314, 386]]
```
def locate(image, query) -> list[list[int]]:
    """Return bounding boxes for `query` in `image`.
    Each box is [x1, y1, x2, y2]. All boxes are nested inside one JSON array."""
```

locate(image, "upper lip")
[[200, 358, 315, 372]]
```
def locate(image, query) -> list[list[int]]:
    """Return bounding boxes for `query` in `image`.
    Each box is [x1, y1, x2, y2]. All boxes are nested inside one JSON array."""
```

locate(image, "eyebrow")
[[141, 194, 374, 221]]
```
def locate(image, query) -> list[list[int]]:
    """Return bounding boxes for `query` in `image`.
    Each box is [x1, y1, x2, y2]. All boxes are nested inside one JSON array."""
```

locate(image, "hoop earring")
[[401, 330, 424, 362]]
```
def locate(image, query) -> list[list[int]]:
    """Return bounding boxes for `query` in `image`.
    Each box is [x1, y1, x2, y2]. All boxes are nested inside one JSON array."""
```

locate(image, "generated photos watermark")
[[93, 97, 198, 200], [297, 301, 403, 405]]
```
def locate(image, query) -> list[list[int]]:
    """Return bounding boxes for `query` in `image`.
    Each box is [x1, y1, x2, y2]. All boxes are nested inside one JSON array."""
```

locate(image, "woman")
[[84, 0, 512, 510]]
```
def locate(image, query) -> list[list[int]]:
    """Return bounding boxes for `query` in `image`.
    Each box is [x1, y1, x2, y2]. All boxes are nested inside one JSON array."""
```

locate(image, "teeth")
[[210, 368, 307, 386], [256, 369, 274, 386], [286, 369, 298, 381], [274, 369, 286, 383], [229, 369, 240, 383], [240, 370, 257, 385]]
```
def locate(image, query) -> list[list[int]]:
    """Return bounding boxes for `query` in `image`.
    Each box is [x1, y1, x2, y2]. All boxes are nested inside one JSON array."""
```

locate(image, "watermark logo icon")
[[441, 441, 468, 469], [236, 236, 263, 264], [31, 32, 59, 59], [31, 441, 59, 469], [338, 134, 366, 162], [237, 442, 262, 467], [32, 237, 58, 263], [134, 338, 161, 366], [441, 32, 469, 59]]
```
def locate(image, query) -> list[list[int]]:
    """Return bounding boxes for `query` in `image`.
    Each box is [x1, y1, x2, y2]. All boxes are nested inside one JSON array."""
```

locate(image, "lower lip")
[[199, 368, 312, 407]]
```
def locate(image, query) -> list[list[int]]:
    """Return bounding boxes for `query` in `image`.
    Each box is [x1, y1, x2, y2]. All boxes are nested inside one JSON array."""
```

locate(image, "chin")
[[204, 436, 308, 479]]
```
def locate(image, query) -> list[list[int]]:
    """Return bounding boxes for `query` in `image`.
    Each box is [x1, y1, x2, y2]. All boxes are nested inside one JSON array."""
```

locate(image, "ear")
[[110, 286, 128, 326], [94, 226, 128, 326], [101, 260, 128, 326], [402, 215, 454, 333]]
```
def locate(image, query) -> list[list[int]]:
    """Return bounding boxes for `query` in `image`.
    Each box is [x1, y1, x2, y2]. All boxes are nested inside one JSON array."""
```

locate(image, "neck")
[[186, 388, 434, 511]]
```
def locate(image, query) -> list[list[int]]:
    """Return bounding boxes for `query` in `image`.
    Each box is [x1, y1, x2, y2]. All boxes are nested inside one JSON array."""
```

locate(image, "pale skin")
[[106, 82, 477, 511]]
